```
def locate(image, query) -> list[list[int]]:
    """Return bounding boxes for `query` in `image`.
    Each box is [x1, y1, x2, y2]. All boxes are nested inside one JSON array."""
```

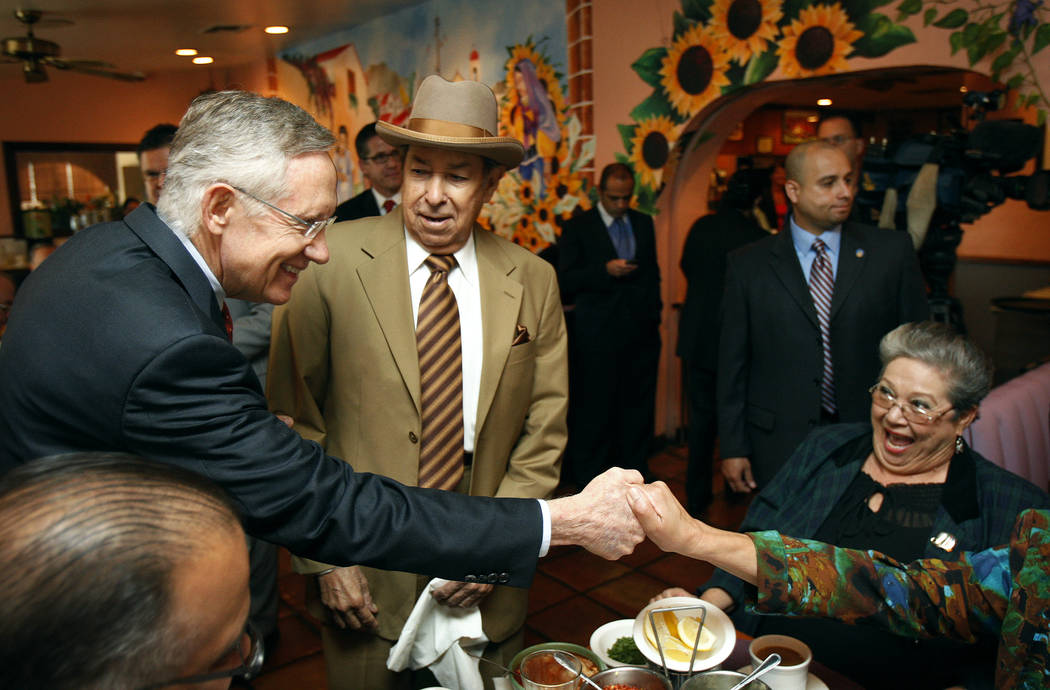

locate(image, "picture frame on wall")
[[756, 136, 773, 153], [782, 110, 819, 144]]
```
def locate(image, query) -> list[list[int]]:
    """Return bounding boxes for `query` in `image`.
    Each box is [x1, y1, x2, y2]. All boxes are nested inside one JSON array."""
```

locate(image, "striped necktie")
[[809, 239, 836, 414], [415, 254, 464, 490]]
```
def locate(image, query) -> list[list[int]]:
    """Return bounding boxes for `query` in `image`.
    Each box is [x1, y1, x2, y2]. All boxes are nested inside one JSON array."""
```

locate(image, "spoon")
[[550, 650, 602, 690], [727, 653, 780, 690]]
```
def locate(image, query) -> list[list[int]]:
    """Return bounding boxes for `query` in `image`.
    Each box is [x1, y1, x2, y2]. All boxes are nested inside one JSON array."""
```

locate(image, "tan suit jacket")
[[267, 210, 568, 643]]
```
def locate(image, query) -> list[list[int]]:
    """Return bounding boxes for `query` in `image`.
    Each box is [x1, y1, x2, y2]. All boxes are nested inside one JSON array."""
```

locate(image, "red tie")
[[382, 199, 396, 214], [221, 302, 233, 342]]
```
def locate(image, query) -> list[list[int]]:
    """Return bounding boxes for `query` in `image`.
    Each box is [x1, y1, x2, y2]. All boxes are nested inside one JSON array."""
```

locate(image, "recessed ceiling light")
[[817, 98, 833, 106], [960, 86, 969, 93], [175, 48, 198, 56], [264, 26, 289, 34], [192, 56, 214, 65]]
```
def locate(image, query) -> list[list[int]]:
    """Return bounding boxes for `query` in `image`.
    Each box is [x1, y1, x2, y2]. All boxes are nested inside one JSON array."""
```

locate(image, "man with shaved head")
[[0, 453, 255, 690], [717, 140, 928, 493]]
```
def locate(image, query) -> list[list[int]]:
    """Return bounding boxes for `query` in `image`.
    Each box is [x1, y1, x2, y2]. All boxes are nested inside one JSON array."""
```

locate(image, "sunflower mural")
[[479, 38, 594, 251], [623, 0, 1050, 211]]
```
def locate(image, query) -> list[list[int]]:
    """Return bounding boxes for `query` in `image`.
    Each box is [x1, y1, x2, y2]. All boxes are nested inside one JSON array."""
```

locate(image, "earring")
[[955, 436, 964, 454]]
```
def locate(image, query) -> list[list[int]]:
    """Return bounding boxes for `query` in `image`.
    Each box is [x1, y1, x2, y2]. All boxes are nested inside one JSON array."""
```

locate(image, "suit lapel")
[[125, 204, 226, 332], [768, 230, 819, 329], [357, 213, 422, 413], [474, 228, 522, 439], [830, 224, 864, 321]]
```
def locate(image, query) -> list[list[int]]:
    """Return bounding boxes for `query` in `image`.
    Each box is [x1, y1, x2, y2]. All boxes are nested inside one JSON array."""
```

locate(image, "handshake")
[[547, 468, 703, 561]]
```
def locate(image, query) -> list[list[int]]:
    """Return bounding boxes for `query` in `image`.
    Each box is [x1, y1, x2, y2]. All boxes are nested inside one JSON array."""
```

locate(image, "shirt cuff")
[[538, 499, 552, 557]]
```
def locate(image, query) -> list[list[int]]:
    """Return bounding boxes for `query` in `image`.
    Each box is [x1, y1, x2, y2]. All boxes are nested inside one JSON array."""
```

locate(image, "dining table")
[[723, 631, 864, 690]]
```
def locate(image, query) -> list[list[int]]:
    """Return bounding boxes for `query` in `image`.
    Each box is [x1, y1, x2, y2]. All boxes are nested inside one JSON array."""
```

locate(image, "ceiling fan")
[[1, 8, 144, 83]]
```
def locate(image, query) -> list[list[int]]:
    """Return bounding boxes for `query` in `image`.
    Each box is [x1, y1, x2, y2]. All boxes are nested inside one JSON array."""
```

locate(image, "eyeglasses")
[[140, 623, 264, 689], [869, 384, 953, 425], [231, 185, 335, 240], [361, 150, 401, 165], [821, 134, 856, 147]]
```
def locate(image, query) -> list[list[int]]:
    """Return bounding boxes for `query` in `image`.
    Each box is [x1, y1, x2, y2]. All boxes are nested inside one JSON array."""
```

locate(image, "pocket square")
[[512, 324, 531, 346]]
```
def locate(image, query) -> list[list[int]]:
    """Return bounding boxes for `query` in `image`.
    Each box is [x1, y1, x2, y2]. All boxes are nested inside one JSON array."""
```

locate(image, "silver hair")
[[879, 321, 992, 416], [157, 90, 335, 237]]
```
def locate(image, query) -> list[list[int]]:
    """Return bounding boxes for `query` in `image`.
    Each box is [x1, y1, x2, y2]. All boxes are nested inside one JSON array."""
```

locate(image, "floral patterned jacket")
[[750, 508, 1050, 689]]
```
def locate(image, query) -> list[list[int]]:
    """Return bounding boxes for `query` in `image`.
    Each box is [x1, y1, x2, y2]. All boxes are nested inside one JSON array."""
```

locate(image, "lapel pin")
[[856, 248, 864, 258]]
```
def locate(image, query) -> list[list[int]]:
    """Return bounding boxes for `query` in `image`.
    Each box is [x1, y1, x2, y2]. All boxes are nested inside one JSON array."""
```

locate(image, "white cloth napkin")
[[387, 578, 489, 690]]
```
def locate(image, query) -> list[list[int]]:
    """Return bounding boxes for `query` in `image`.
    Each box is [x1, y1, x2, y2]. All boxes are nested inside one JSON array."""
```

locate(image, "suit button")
[[465, 574, 477, 583], [499, 572, 510, 584], [408, 431, 418, 443]]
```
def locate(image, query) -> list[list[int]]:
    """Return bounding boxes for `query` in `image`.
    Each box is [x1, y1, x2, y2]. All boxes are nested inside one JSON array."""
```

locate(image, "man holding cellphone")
[[558, 163, 662, 486]]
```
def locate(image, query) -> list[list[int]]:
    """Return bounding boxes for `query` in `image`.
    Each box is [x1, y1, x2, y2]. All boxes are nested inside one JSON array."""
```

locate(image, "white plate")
[[737, 665, 830, 690], [632, 596, 736, 673], [589, 619, 637, 667]]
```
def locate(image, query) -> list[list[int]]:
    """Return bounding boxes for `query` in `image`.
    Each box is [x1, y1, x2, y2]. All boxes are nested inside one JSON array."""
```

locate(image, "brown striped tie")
[[416, 254, 464, 490]]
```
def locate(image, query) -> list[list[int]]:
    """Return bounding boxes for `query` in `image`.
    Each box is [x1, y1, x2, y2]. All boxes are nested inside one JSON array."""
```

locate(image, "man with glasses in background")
[[137, 123, 178, 205], [0, 453, 258, 690], [334, 122, 403, 222], [0, 90, 645, 611]]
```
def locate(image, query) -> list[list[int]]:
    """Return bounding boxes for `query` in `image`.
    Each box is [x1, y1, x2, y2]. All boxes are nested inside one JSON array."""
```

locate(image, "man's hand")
[[721, 456, 757, 493], [548, 467, 645, 559], [430, 580, 494, 609], [605, 259, 637, 278], [317, 566, 379, 630], [276, 414, 295, 428]]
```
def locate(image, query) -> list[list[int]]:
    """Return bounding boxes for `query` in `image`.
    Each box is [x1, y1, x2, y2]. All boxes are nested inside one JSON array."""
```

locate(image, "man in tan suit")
[[268, 76, 567, 689]]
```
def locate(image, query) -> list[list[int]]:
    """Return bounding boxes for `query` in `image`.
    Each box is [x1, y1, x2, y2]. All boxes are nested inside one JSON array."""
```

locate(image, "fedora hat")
[[376, 75, 524, 168]]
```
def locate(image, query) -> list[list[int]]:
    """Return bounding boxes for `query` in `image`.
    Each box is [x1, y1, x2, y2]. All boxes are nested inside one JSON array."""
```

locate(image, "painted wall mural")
[[622, 0, 1050, 212], [278, 0, 592, 252]]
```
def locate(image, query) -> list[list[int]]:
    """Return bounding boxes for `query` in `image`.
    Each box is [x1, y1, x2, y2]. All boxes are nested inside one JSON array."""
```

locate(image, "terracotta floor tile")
[[640, 553, 715, 593], [538, 546, 632, 592], [528, 570, 575, 614], [526, 594, 622, 647], [587, 570, 670, 618], [252, 654, 329, 689], [264, 613, 323, 669]]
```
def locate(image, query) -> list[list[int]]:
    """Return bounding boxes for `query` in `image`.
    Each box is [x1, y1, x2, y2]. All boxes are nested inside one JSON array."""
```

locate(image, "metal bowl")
[[508, 642, 606, 690], [680, 669, 772, 690], [591, 666, 672, 690]]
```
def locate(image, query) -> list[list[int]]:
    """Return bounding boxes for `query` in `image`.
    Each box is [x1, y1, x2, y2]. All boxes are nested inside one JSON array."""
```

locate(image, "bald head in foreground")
[[0, 453, 255, 690]]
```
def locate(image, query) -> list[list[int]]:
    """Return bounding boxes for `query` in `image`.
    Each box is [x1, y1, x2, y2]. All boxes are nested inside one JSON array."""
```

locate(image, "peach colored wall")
[[0, 64, 269, 236]]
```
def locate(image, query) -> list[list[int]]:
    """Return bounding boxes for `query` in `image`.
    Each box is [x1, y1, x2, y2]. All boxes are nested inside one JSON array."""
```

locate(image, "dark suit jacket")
[[334, 188, 380, 222], [0, 204, 540, 587], [717, 223, 929, 484], [677, 207, 768, 370], [558, 207, 661, 347]]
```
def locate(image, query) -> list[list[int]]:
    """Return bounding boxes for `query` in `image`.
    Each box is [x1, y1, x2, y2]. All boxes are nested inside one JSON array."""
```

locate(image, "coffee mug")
[[747, 634, 812, 690]]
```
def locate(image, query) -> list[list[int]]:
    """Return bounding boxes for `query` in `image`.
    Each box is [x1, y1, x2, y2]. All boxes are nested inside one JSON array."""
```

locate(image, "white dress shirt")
[[374, 189, 402, 215]]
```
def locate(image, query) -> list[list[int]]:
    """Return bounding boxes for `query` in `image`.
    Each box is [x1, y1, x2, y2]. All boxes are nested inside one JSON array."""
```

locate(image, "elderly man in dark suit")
[[333, 122, 403, 222], [718, 140, 929, 492], [0, 91, 644, 591], [559, 163, 662, 486]]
